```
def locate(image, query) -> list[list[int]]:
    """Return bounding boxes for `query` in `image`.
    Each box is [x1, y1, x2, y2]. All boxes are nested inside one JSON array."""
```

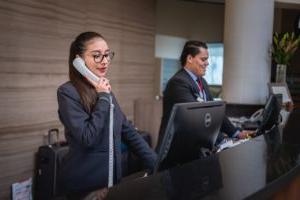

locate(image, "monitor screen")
[[257, 94, 282, 135], [154, 101, 225, 173]]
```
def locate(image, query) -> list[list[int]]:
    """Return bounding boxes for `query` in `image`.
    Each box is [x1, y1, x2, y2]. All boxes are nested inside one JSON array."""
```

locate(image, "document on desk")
[[217, 139, 250, 153]]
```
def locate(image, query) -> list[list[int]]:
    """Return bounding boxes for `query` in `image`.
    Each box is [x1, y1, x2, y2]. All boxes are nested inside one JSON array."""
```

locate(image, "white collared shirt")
[[184, 68, 207, 101]]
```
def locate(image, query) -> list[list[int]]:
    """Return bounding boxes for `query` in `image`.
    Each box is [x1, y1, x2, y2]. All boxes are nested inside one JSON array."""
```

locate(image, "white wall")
[[155, 34, 187, 59]]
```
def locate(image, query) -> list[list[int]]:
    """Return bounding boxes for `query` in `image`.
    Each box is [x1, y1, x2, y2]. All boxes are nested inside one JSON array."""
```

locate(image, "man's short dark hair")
[[180, 41, 208, 66]]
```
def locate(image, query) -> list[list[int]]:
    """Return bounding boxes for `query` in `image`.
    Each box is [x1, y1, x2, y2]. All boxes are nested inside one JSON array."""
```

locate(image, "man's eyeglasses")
[[92, 51, 115, 63]]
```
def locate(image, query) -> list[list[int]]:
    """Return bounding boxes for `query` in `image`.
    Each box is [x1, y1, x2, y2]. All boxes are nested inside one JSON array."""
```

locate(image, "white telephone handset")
[[73, 57, 100, 82], [250, 108, 263, 122]]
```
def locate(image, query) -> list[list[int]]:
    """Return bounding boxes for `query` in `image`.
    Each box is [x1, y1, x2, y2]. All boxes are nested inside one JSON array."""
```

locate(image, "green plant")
[[272, 32, 300, 65]]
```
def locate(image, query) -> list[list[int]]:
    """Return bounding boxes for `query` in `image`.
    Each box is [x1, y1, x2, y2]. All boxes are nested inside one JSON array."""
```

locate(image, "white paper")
[[12, 177, 32, 200], [271, 86, 291, 103]]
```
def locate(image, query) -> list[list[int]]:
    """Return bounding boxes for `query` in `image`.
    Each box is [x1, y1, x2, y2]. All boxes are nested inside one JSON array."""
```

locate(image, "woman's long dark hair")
[[69, 31, 104, 113]]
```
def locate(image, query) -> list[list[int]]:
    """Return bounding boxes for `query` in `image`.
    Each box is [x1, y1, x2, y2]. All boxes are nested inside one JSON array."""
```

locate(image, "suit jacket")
[[57, 82, 156, 193], [157, 68, 237, 150]]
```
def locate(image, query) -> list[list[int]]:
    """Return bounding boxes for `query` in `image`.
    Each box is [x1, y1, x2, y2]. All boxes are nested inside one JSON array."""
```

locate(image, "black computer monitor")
[[154, 101, 225, 173], [256, 94, 282, 135]]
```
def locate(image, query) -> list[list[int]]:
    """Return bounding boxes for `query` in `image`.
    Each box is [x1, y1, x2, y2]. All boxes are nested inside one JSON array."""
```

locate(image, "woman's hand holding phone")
[[86, 76, 111, 94]]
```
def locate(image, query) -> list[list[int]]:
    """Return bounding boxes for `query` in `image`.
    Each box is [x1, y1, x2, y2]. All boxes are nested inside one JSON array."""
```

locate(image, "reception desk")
[[103, 110, 300, 200], [61, 109, 300, 200]]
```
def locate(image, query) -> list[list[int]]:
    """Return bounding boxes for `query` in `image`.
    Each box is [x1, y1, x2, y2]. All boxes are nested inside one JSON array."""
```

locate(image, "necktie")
[[197, 78, 203, 92], [196, 78, 205, 101]]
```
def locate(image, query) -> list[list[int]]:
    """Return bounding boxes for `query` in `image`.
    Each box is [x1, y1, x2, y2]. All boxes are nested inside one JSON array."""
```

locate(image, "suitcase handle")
[[48, 128, 59, 145]]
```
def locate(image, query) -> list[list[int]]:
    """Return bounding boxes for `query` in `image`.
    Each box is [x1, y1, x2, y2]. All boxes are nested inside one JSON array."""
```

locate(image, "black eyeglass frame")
[[92, 51, 115, 63]]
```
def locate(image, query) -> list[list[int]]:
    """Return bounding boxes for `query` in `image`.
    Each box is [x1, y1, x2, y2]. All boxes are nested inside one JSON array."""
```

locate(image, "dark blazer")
[[57, 82, 156, 193], [157, 69, 237, 150]]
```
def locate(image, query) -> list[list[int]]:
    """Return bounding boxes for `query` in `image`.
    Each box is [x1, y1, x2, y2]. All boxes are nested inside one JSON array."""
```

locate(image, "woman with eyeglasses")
[[57, 31, 156, 199]]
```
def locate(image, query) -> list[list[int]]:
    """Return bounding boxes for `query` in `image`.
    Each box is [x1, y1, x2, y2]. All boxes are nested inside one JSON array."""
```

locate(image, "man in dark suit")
[[157, 41, 253, 151]]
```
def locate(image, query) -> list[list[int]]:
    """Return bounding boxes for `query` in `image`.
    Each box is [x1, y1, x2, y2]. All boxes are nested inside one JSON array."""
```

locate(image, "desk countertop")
[[78, 109, 300, 200], [106, 132, 300, 200], [53, 110, 300, 200]]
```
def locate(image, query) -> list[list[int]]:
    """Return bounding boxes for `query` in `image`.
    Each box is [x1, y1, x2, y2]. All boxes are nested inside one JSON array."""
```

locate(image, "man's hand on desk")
[[283, 101, 294, 112], [84, 187, 108, 200], [237, 130, 256, 139]]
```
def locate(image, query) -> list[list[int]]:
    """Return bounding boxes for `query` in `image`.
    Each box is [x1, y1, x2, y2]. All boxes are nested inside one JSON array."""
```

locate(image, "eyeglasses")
[[92, 51, 115, 63]]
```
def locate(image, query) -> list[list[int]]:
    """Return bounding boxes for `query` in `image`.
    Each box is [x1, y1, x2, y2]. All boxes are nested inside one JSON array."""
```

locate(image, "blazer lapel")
[[180, 69, 201, 99]]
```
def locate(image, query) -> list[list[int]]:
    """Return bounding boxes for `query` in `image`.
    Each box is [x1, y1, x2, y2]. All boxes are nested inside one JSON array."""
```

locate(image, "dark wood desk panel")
[[67, 109, 300, 200], [105, 133, 300, 200], [106, 107, 300, 200]]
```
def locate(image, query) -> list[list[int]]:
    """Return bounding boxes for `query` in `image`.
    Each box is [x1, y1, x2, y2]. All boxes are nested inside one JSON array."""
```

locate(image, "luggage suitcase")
[[34, 128, 68, 200]]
